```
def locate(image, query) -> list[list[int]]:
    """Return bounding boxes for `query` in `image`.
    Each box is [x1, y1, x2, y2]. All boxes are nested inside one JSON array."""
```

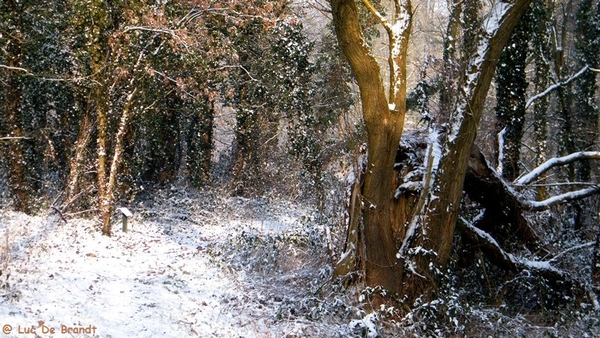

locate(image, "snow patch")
[[0, 192, 356, 337]]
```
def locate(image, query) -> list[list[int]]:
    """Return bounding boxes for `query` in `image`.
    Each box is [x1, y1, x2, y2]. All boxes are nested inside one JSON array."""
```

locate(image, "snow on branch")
[[515, 151, 600, 185], [525, 65, 589, 109], [0, 136, 32, 141], [461, 217, 600, 309], [459, 218, 568, 280], [361, 0, 387, 26], [461, 217, 516, 268], [0, 64, 32, 74], [523, 186, 600, 211], [546, 242, 594, 263], [449, 0, 516, 142]]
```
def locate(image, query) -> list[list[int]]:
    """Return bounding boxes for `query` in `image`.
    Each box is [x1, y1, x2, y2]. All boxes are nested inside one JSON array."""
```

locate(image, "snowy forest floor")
[[0, 188, 363, 338], [1, 187, 599, 337]]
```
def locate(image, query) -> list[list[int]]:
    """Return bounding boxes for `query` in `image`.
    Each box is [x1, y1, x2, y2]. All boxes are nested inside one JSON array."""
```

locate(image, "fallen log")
[[464, 145, 547, 254]]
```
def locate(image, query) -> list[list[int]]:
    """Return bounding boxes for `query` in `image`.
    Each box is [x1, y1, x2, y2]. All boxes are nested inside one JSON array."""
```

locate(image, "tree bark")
[[64, 111, 93, 212], [331, 0, 408, 296], [331, 0, 533, 305], [465, 145, 547, 254], [95, 83, 111, 235], [400, 0, 534, 300]]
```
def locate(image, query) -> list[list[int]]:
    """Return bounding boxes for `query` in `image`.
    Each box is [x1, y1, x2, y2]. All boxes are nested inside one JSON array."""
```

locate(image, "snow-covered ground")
[[0, 189, 362, 338]]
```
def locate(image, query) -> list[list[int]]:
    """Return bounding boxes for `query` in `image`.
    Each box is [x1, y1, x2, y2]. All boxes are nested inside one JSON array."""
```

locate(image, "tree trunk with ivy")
[[2, 0, 30, 213], [530, 0, 553, 200], [573, 0, 600, 181], [494, 10, 531, 181]]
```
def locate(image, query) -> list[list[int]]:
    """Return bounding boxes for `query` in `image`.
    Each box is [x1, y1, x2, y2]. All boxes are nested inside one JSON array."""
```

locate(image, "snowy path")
[[0, 191, 352, 337]]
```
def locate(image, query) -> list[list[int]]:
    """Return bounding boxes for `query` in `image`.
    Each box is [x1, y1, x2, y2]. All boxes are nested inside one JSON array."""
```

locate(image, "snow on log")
[[459, 218, 570, 283], [465, 145, 546, 253]]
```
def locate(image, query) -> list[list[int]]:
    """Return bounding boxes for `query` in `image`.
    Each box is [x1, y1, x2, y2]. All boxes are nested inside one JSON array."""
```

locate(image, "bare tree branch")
[[546, 242, 594, 263], [525, 65, 589, 109], [361, 0, 388, 27], [0, 64, 31, 74], [515, 151, 600, 185], [523, 186, 600, 211], [0, 136, 32, 141], [459, 218, 570, 280], [460, 216, 600, 309]]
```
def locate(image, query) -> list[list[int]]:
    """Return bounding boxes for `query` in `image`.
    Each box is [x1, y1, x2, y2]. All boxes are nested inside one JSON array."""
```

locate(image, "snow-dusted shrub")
[[393, 269, 469, 337]]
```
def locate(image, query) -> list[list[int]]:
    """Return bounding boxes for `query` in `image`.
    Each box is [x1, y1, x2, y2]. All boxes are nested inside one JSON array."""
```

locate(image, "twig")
[[50, 207, 68, 224], [0, 136, 32, 141], [545, 242, 594, 263], [0, 64, 32, 74], [65, 208, 98, 217]]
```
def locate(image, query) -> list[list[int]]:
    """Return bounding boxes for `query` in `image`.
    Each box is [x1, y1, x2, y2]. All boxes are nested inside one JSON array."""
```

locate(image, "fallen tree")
[[338, 129, 600, 308]]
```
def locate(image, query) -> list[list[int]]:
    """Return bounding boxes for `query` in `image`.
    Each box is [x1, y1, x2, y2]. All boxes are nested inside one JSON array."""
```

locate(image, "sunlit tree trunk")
[[330, 0, 409, 296], [95, 81, 111, 235], [64, 112, 93, 212], [84, 0, 116, 235], [331, 0, 533, 305]]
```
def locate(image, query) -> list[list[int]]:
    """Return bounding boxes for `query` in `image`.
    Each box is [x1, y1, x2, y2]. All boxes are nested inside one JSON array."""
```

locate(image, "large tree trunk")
[[331, 0, 408, 296], [401, 0, 534, 301], [331, 0, 533, 305]]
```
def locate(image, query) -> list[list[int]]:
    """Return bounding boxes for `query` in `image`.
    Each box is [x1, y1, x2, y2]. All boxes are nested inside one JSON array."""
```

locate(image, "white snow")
[[349, 312, 378, 338], [482, 2, 510, 36], [496, 127, 506, 175], [0, 191, 356, 337]]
